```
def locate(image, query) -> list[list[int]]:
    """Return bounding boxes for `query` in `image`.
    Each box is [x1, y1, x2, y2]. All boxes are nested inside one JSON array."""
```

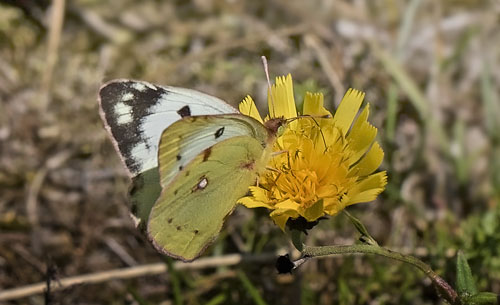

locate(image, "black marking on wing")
[[99, 81, 167, 174], [215, 127, 225, 139], [202, 147, 212, 162], [177, 105, 191, 117], [176, 155, 182, 161]]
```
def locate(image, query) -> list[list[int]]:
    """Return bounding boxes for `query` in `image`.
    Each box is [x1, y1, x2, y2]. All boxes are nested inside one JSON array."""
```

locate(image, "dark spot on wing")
[[176, 155, 181, 161], [168, 218, 173, 224], [241, 159, 255, 170], [176, 226, 181, 231], [174, 189, 178, 195], [177, 105, 191, 117], [185, 171, 190, 177], [215, 127, 224, 138], [193, 230, 199, 234], [179, 165, 183, 171], [99, 80, 167, 174], [203, 147, 212, 162]]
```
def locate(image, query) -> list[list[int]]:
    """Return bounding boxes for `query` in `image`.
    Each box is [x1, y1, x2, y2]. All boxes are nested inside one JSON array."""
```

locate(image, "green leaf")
[[165, 257, 184, 305], [456, 251, 478, 297], [464, 292, 499, 305], [237, 270, 268, 305], [343, 210, 378, 246]]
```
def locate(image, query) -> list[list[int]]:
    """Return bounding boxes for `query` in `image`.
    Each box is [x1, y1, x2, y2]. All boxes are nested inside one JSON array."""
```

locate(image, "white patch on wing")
[[121, 92, 134, 101], [145, 83, 157, 90], [136, 81, 157, 91], [114, 102, 133, 125], [131, 82, 147, 92], [131, 141, 156, 173]]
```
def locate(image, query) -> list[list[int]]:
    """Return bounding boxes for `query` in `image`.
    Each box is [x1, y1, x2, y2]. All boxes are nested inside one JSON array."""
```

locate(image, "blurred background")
[[0, 0, 499, 304]]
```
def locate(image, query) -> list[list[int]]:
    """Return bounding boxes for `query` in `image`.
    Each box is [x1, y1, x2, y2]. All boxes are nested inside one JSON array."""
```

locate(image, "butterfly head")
[[264, 117, 287, 138]]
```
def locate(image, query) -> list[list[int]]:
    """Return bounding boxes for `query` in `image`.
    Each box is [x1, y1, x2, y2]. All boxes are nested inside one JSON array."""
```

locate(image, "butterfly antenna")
[[308, 116, 328, 152], [286, 114, 329, 152], [261, 56, 276, 117]]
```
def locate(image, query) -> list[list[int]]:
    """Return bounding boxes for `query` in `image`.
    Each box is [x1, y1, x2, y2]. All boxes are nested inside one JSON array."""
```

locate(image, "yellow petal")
[[348, 142, 384, 177], [270, 209, 300, 231], [271, 213, 290, 231], [239, 95, 263, 123], [323, 200, 346, 216], [249, 186, 270, 203], [347, 104, 377, 164], [333, 88, 365, 135], [303, 92, 331, 117], [238, 196, 272, 209], [345, 171, 387, 205], [269, 74, 297, 119], [275, 199, 300, 210]]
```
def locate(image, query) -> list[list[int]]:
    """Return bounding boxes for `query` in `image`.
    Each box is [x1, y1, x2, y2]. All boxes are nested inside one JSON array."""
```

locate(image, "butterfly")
[[99, 80, 284, 261]]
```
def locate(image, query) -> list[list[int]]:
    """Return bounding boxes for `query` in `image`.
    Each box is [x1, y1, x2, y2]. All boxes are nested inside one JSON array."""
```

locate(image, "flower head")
[[238, 74, 387, 230]]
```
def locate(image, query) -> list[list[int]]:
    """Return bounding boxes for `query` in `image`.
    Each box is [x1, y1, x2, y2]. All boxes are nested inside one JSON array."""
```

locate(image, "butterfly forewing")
[[98, 80, 238, 177]]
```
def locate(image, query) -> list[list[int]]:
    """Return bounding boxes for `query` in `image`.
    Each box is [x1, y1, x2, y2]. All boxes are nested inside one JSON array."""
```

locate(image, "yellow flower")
[[238, 74, 387, 230]]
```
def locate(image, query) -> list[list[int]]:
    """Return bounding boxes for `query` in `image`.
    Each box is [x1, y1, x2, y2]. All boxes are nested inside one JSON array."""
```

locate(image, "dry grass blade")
[[40, 0, 66, 110], [0, 253, 277, 302]]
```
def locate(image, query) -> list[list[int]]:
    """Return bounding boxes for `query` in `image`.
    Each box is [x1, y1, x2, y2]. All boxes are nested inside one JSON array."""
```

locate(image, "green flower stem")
[[302, 244, 460, 305]]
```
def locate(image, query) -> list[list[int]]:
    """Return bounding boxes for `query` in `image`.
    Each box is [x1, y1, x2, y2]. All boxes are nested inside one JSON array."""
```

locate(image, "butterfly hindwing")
[[148, 132, 270, 261], [98, 80, 238, 177]]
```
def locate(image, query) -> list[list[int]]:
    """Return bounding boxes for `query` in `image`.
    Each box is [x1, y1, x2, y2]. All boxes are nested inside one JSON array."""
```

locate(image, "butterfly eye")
[[277, 124, 286, 137]]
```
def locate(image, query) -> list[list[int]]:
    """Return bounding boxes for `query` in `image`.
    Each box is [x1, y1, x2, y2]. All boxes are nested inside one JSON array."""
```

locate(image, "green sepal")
[[304, 199, 324, 221], [291, 229, 304, 252], [456, 250, 478, 297], [343, 210, 378, 246]]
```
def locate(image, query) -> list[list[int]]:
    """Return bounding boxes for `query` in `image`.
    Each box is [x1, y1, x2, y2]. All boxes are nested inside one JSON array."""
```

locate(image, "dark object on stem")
[[276, 254, 310, 274], [276, 254, 295, 274]]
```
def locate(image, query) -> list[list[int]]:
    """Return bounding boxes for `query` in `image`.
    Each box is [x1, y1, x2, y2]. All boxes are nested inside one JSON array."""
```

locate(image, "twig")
[[68, 5, 131, 44], [40, 0, 66, 110], [0, 253, 276, 302], [170, 24, 309, 73], [25, 150, 73, 226], [25, 167, 47, 227], [303, 34, 345, 98], [103, 237, 138, 266], [302, 244, 460, 304]]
